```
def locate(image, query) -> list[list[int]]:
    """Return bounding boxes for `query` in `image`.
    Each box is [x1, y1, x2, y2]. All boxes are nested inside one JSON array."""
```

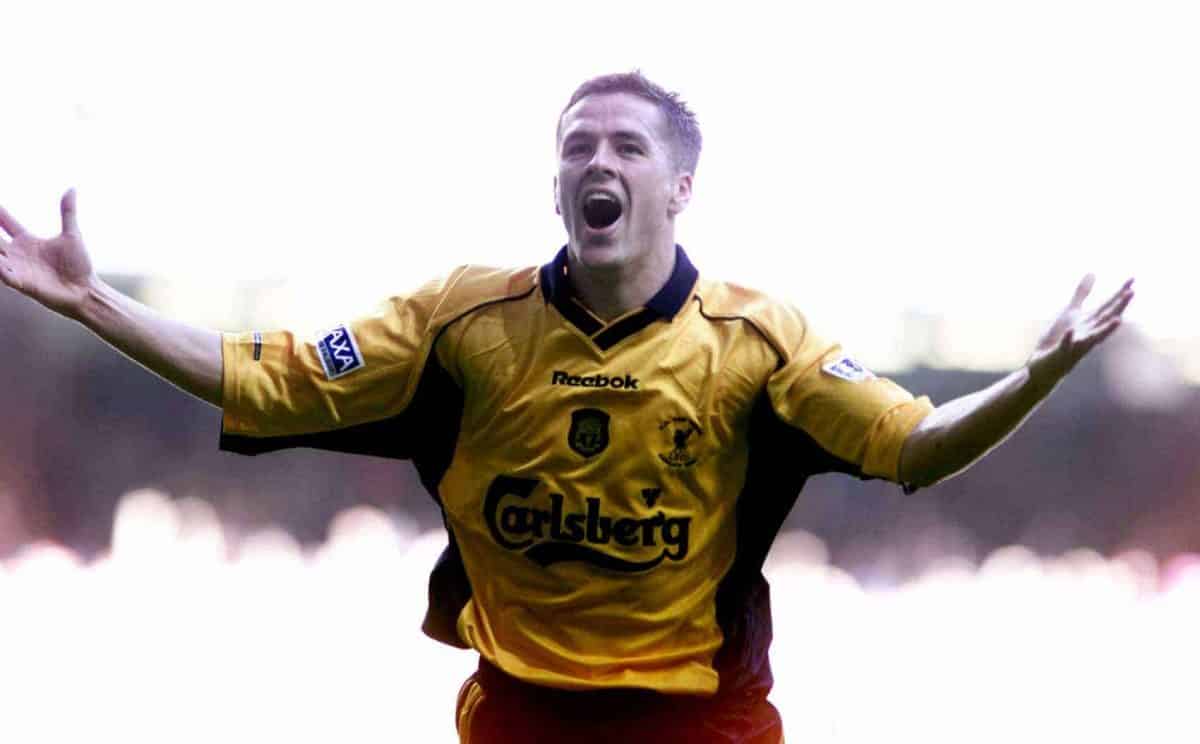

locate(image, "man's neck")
[[566, 242, 676, 321]]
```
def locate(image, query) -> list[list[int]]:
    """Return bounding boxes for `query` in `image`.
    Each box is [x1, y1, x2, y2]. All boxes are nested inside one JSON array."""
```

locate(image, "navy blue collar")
[[538, 244, 698, 350], [539, 244, 698, 321]]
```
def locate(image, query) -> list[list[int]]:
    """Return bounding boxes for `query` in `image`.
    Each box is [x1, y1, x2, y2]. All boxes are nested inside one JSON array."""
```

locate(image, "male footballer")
[[0, 72, 1133, 743]]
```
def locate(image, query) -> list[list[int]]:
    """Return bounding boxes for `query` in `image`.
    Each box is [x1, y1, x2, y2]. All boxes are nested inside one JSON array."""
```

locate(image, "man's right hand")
[[0, 189, 97, 319], [0, 189, 224, 407]]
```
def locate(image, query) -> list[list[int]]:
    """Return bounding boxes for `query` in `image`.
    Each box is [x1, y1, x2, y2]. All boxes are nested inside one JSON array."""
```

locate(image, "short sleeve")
[[766, 326, 934, 483], [220, 272, 457, 440]]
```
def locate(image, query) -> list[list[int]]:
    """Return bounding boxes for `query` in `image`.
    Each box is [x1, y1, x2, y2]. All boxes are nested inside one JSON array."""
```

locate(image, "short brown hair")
[[558, 70, 702, 175]]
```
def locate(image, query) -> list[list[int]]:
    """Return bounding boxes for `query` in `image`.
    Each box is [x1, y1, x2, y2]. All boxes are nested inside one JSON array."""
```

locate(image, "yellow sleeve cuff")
[[220, 330, 252, 435], [861, 395, 936, 481]]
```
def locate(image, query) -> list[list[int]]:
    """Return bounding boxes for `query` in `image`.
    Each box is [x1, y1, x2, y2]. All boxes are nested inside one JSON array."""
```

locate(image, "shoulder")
[[693, 277, 816, 363], [383, 264, 540, 330], [439, 264, 539, 313]]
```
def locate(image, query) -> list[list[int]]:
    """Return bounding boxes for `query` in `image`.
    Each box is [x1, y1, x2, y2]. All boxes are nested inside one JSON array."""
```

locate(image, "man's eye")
[[566, 144, 591, 157], [619, 144, 644, 155]]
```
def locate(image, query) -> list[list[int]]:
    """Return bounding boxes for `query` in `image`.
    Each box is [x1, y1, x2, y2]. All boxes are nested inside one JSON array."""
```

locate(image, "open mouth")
[[582, 193, 623, 230]]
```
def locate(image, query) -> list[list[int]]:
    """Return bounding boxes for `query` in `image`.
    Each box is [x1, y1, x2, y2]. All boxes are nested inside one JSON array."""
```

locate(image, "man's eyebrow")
[[612, 130, 651, 144], [561, 128, 652, 144]]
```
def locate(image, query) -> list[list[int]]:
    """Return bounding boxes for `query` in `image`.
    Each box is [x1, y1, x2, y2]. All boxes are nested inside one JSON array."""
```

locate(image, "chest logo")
[[569, 408, 610, 457], [551, 370, 639, 389], [658, 417, 702, 468], [484, 476, 691, 572]]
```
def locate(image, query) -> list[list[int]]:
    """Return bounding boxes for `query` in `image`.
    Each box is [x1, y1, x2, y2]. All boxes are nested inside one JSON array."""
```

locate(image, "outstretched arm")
[[898, 274, 1135, 489], [0, 191, 223, 407]]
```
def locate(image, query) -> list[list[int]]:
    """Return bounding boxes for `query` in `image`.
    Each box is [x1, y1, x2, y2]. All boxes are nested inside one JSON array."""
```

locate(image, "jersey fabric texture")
[[220, 245, 934, 698]]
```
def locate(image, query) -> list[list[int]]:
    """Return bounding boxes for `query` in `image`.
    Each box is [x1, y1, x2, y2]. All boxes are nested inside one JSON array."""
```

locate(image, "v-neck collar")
[[538, 244, 698, 350]]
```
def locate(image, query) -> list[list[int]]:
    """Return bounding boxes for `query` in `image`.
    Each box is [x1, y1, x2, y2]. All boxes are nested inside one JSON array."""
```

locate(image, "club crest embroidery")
[[569, 408, 610, 457], [658, 417, 702, 468]]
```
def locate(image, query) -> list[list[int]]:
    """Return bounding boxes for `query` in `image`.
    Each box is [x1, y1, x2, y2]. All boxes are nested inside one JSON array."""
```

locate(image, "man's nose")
[[585, 142, 618, 177]]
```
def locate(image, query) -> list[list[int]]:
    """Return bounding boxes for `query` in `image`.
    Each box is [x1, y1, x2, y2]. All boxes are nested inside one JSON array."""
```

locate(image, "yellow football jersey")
[[220, 246, 933, 697]]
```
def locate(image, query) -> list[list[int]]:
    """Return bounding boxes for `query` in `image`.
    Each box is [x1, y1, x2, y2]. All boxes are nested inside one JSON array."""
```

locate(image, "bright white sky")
[[2, 0, 1197, 372]]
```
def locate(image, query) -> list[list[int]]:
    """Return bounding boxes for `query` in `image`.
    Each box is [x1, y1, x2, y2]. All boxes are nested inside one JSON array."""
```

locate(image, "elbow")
[[899, 439, 975, 491], [897, 420, 956, 490], [900, 464, 946, 492]]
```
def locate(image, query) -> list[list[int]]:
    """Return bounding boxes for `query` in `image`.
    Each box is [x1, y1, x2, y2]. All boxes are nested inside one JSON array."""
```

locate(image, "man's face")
[[555, 92, 692, 271]]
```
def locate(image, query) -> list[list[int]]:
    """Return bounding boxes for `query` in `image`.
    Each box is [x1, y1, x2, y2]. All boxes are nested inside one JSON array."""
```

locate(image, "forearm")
[[74, 277, 224, 408], [898, 365, 1056, 488]]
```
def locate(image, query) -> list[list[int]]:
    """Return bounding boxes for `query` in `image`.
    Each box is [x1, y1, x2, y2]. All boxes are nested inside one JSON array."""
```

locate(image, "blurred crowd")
[[2, 491, 1198, 743]]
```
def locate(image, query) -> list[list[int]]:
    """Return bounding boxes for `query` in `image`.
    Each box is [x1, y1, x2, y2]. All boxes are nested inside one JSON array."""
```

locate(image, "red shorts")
[[456, 658, 784, 744]]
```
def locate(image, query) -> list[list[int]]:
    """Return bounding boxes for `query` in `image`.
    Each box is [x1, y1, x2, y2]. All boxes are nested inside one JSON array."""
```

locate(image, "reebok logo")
[[551, 370, 639, 390]]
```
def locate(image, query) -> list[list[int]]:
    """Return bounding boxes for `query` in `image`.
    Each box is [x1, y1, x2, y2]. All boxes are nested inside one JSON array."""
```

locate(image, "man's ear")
[[554, 176, 561, 216], [667, 172, 693, 217]]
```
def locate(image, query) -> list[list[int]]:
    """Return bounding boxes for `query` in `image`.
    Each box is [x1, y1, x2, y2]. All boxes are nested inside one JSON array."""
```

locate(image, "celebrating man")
[[0, 72, 1133, 743]]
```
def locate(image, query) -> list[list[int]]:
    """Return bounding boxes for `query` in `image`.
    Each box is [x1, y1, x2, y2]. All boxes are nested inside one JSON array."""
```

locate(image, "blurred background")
[[2, 0, 1198, 741]]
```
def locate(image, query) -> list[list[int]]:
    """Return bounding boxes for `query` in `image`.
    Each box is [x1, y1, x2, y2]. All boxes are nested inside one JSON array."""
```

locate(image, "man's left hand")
[[1027, 274, 1135, 391]]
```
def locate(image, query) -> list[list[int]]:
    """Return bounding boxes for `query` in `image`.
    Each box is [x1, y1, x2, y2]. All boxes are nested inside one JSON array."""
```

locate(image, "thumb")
[[60, 189, 81, 237]]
